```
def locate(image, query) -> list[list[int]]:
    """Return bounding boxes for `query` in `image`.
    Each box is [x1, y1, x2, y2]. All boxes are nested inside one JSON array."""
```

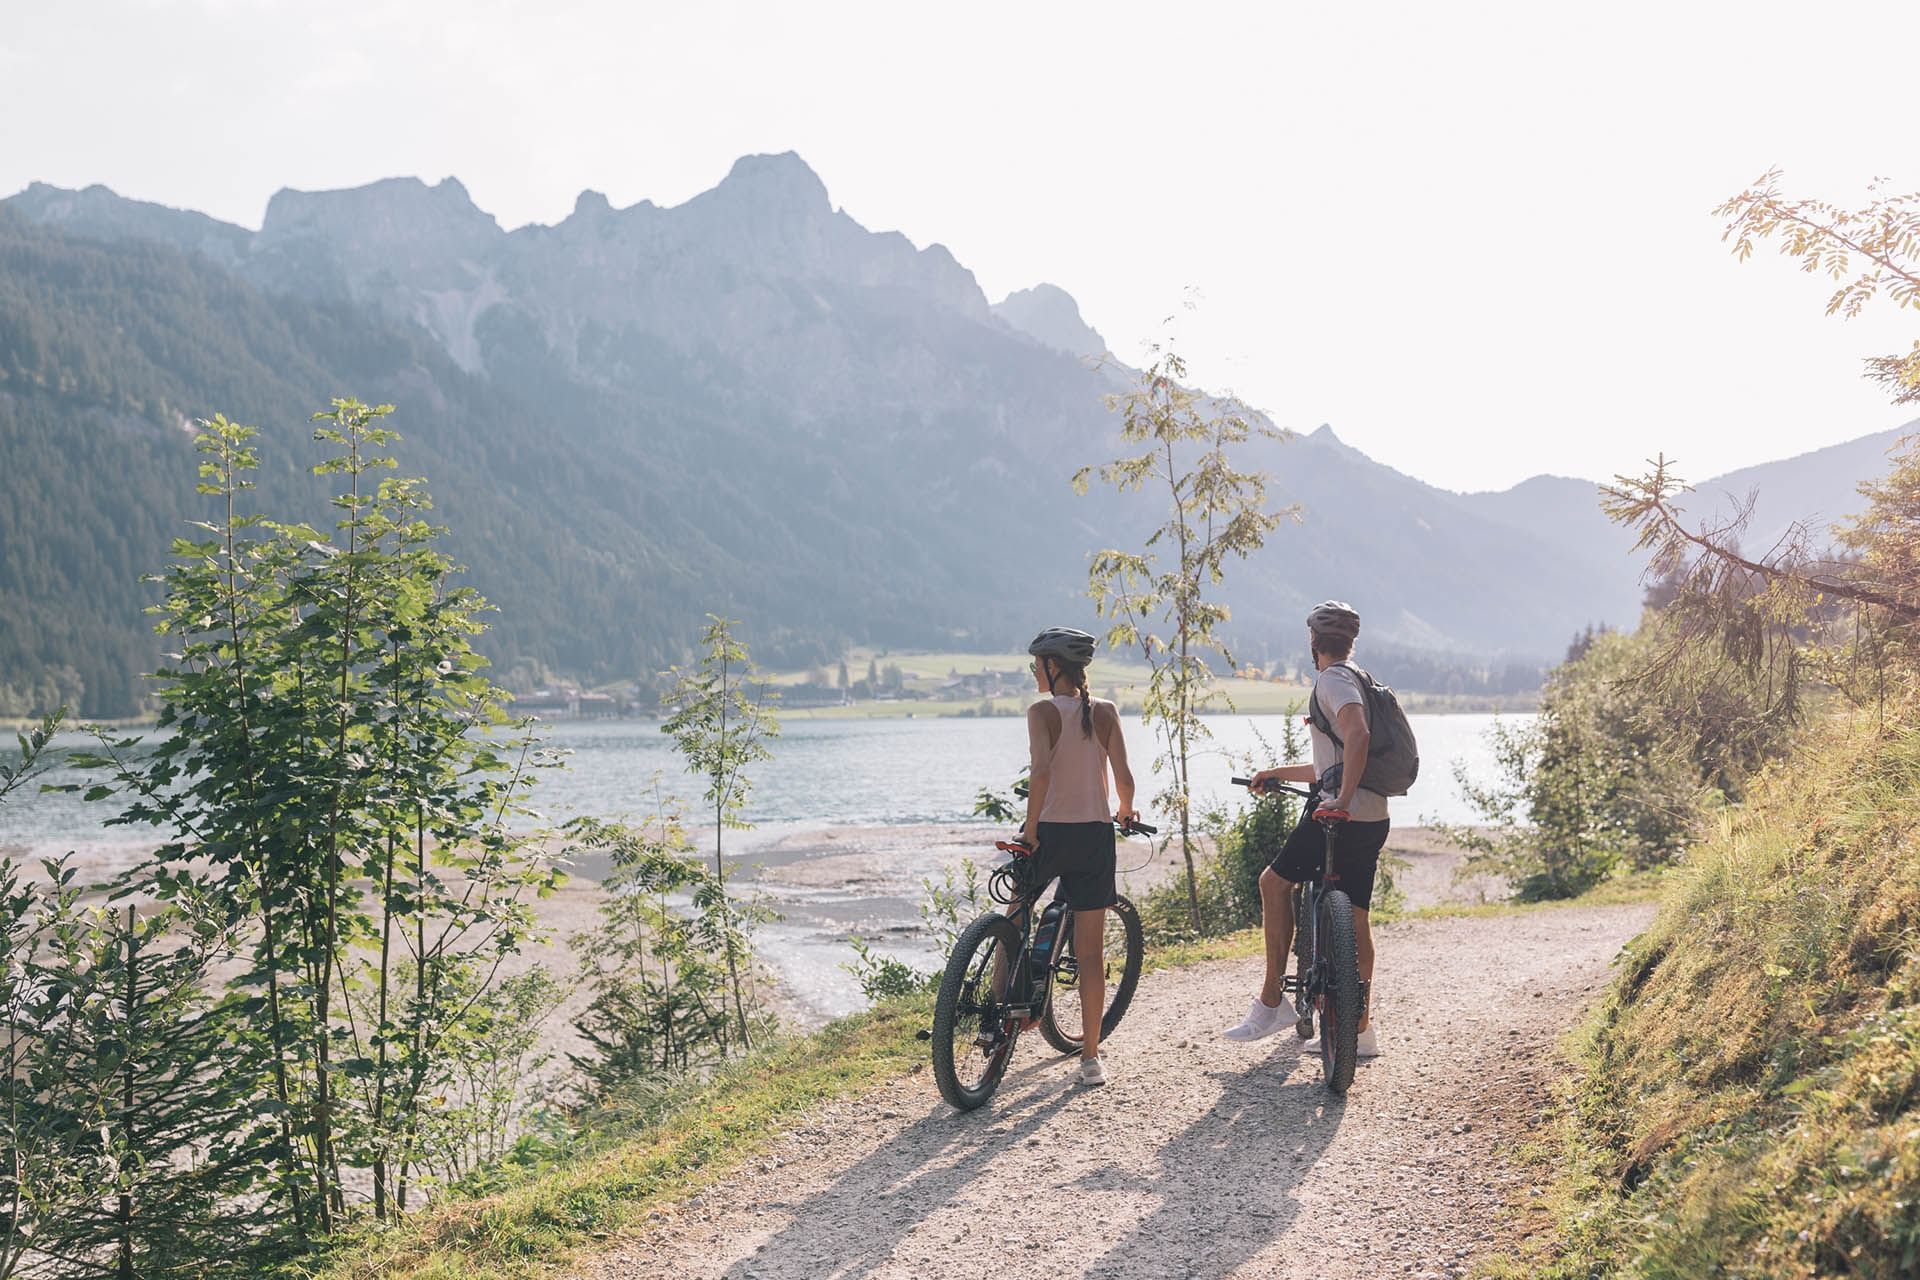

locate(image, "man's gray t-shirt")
[[1307, 664, 1390, 822]]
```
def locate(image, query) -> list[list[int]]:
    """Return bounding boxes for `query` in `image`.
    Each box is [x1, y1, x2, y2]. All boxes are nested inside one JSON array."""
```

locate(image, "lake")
[[0, 712, 1526, 1019], [0, 712, 1518, 856]]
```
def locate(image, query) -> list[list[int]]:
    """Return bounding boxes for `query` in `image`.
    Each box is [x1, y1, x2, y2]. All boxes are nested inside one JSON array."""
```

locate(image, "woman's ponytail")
[[1054, 659, 1095, 739]]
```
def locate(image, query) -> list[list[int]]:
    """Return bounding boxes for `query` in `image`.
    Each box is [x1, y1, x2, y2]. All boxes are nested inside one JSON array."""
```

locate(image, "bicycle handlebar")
[[994, 815, 1157, 857], [1232, 775, 1313, 800]]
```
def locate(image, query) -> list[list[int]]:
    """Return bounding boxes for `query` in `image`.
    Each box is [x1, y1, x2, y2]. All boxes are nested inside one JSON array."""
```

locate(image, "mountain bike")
[[1234, 776, 1362, 1095], [929, 817, 1153, 1111]]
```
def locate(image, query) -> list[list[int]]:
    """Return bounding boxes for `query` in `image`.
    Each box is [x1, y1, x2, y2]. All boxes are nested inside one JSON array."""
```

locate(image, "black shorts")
[[1034, 821, 1118, 910], [1265, 812, 1391, 912]]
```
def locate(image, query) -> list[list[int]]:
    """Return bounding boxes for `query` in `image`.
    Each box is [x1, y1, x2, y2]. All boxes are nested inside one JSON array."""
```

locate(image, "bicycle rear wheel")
[[1316, 888, 1361, 1095], [931, 912, 1022, 1110], [1039, 895, 1144, 1056]]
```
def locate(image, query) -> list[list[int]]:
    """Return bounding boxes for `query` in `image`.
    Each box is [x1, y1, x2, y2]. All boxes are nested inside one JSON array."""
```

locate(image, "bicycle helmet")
[[1305, 600, 1361, 643], [1027, 627, 1097, 664]]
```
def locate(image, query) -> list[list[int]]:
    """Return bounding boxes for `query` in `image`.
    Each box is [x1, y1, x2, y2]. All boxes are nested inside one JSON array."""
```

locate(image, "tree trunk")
[[717, 654, 752, 1051], [117, 907, 136, 1280]]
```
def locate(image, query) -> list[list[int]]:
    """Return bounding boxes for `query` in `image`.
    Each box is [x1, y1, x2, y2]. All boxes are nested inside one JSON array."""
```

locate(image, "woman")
[[1022, 626, 1138, 1086]]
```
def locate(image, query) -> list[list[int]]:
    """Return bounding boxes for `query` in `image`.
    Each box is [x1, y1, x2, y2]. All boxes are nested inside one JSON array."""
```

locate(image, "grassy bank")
[[1485, 706, 1920, 1278], [290, 997, 934, 1280]]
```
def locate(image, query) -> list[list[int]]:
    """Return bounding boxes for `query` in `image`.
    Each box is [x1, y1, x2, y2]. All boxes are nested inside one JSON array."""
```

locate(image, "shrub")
[[1443, 625, 1793, 900]]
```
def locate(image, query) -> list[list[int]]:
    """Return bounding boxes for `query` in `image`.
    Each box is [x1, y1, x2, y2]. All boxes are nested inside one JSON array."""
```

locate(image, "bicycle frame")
[[1233, 778, 1343, 1021], [980, 817, 1157, 1048], [983, 851, 1055, 1025], [931, 817, 1157, 1108], [1284, 819, 1341, 1018]]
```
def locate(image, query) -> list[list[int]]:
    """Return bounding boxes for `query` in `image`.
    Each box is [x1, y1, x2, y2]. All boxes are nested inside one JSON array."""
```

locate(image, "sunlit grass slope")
[[1492, 704, 1920, 1278]]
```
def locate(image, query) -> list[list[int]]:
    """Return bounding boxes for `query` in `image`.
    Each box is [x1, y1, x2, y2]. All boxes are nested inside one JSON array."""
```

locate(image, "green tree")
[[662, 618, 779, 1050], [1717, 169, 1920, 405], [1076, 349, 1292, 930], [567, 811, 741, 1090], [69, 401, 560, 1248], [1605, 170, 1920, 718], [1, 714, 260, 1279], [0, 710, 62, 808]]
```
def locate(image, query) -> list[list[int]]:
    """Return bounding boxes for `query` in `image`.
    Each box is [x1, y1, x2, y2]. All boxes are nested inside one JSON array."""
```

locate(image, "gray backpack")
[[1307, 661, 1420, 798]]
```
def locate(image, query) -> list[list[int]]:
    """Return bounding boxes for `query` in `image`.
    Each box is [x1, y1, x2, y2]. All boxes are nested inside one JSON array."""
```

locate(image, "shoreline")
[[0, 819, 1498, 1113], [2, 696, 1537, 735]]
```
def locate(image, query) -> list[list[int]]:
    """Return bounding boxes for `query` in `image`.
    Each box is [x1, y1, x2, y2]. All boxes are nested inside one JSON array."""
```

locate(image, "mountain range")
[[1, 154, 1910, 717]]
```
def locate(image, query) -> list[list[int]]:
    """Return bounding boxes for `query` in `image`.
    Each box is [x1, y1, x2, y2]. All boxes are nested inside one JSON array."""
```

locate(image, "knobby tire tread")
[[931, 912, 1019, 1111], [1318, 888, 1360, 1095]]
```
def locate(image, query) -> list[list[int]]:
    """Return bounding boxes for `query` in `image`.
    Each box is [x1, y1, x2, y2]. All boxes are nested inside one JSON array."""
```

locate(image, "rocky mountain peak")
[[260, 175, 500, 247], [709, 151, 832, 216], [253, 175, 503, 298], [993, 283, 1107, 359]]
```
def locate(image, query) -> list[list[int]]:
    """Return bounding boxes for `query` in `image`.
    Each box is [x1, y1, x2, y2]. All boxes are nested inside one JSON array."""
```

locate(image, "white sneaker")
[[1079, 1055, 1108, 1086], [1223, 996, 1299, 1042], [1299, 1026, 1382, 1057]]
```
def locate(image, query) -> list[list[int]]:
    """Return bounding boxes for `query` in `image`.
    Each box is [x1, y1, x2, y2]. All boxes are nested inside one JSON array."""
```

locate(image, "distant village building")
[[513, 686, 624, 718]]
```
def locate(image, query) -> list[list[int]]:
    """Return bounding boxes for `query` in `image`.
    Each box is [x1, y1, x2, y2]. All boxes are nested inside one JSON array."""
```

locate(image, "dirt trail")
[[578, 903, 1653, 1280]]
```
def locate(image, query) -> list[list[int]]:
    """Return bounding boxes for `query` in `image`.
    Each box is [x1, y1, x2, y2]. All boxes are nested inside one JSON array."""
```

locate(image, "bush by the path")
[[1496, 703, 1920, 1277]]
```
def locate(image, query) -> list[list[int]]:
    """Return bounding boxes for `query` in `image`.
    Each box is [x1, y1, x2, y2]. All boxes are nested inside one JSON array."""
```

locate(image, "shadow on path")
[[718, 1040, 1349, 1280], [718, 1060, 1080, 1278], [1078, 1058, 1347, 1279]]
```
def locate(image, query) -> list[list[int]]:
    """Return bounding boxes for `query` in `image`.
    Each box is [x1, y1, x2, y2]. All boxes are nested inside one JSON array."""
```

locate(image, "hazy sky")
[[5, 1, 1917, 492]]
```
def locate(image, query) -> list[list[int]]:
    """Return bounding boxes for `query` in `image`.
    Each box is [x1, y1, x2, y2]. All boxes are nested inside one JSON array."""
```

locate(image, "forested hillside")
[[3, 157, 1909, 716]]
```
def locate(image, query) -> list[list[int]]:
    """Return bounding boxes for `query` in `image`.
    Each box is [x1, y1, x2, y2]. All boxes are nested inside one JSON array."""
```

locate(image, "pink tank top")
[[1031, 695, 1112, 823]]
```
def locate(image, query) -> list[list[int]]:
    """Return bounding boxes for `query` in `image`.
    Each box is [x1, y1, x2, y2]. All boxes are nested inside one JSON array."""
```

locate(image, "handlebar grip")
[[1231, 776, 1254, 787], [1123, 819, 1158, 837]]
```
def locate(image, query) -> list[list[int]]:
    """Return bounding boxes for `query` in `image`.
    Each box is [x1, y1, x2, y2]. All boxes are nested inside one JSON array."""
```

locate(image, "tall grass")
[[1494, 701, 1920, 1278]]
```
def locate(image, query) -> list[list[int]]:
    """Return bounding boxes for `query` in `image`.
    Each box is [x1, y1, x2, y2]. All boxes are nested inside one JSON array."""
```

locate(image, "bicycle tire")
[[931, 912, 1022, 1110], [1292, 886, 1316, 1039], [1316, 888, 1361, 1095], [1039, 894, 1144, 1055]]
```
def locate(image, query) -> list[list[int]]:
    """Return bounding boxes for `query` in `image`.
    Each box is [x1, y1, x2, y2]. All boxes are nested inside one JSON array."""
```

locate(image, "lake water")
[[535, 711, 1513, 831], [0, 712, 1525, 1019]]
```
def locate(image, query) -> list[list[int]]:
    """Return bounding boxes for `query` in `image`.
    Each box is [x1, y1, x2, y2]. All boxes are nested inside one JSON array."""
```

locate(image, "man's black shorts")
[[1034, 820, 1118, 910], [1266, 812, 1391, 912]]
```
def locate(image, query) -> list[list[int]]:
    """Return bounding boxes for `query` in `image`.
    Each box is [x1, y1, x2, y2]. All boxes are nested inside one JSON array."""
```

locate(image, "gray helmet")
[[1027, 626, 1096, 665], [1306, 600, 1360, 643]]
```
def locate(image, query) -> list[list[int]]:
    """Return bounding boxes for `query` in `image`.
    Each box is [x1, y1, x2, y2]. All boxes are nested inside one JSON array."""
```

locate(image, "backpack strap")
[[1310, 661, 1380, 752], [1307, 664, 1345, 748]]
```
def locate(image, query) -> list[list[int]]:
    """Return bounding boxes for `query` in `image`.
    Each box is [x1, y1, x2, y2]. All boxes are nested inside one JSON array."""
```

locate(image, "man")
[[1222, 600, 1387, 1057]]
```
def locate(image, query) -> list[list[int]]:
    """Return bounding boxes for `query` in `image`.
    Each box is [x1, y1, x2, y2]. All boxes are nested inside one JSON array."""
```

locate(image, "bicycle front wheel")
[[1039, 895, 1144, 1056], [1316, 888, 1361, 1095], [931, 912, 1022, 1110]]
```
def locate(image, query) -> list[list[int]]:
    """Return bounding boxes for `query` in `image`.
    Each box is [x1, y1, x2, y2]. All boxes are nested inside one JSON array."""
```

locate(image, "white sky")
[[5, 0, 1917, 492]]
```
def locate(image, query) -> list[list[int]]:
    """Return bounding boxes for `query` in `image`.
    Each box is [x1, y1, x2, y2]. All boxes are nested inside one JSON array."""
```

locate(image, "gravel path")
[[578, 903, 1653, 1280]]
